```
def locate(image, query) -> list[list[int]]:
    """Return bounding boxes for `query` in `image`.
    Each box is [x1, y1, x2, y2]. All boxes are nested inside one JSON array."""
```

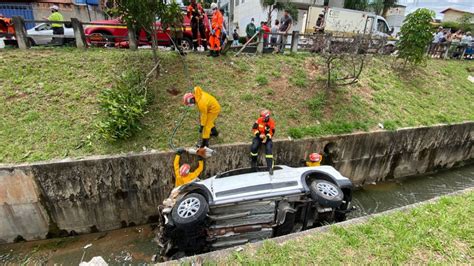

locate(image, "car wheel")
[[89, 32, 114, 48], [171, 193, 208, 229], [310, 180, 343, 208], [28, 37, 36, 46], [181, 37, 192, 51]]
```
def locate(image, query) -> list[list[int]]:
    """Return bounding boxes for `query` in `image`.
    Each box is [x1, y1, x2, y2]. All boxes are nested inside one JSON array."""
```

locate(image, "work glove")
[[199, 125, 204, 133], [266, 133, 272, 139], [176, 148, 186, 155]]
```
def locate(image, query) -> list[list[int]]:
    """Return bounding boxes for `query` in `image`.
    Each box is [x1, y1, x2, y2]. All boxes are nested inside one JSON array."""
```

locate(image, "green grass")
[[223, 191, 474, 265], [0, 49, 473, 163]]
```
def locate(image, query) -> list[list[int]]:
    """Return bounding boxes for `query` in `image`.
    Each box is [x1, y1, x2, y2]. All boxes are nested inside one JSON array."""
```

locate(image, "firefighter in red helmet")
[[250, 109, 276, 174]]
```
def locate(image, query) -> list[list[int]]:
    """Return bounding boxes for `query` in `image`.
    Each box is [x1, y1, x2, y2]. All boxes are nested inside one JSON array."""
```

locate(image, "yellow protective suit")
[[174, 154, 203, 187], [194, 86, 221, 139], [306, 161, 321, 167]]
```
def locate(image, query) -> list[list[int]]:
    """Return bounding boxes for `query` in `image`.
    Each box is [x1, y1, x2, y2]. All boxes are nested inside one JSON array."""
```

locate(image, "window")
[[377, 19, 388, 34]]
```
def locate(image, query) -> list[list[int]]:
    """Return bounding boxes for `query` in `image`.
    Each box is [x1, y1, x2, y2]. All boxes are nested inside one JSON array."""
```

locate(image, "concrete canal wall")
[[0, 122, 472, 243]]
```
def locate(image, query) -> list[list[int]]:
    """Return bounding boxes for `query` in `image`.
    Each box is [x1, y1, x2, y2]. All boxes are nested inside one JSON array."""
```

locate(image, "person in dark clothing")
[[314, 13, 325, 33], [278, 10, 292, 53], [250, 110, 276, 175], [187, 0, 207, 51]]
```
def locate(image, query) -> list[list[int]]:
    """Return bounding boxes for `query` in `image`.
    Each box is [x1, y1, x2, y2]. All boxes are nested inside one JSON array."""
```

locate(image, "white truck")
[[305, 7, 394, 37]]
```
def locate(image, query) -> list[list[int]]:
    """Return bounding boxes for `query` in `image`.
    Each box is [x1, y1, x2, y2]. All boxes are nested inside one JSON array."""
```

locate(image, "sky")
[[398, 0, 474, 18]]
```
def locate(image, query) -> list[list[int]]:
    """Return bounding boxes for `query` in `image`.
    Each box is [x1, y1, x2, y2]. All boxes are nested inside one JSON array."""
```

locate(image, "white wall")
[[232, 1, 278, 36]]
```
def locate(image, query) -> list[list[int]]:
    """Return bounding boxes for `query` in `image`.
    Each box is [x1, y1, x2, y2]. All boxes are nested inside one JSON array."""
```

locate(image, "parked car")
[[84, 13, 210, 50], [157, 165, 354, 260], [26, 23, 74, 45]]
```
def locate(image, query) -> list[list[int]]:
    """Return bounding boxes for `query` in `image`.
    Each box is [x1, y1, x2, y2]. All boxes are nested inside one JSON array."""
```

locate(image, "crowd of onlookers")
[[231, 9, 293, 54], [429, 26, 473, 59]]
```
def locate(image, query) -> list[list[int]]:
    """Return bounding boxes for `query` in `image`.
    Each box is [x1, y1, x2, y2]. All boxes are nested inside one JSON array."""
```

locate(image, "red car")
[[84, 13, 210, 50]]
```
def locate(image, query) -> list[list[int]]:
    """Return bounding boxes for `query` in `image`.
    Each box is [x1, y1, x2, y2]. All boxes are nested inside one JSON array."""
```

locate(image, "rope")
[[166, 32, 194, 151]]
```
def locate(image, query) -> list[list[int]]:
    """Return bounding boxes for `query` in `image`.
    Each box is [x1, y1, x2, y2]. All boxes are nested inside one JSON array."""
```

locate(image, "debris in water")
[[79, 256, 108, 266]]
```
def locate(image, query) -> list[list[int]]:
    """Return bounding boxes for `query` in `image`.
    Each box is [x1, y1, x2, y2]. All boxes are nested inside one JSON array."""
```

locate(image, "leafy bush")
[[398, 8, 435, 66], [256, 74, 269, 86], [441, 21, 461, 31], [97, 70, 150, 142]]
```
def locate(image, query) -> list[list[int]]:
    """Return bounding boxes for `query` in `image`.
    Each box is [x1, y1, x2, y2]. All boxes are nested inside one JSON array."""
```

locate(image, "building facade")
[[441, 8, 474, 23], [218, 0, 345, 36], [0, 0, 105, 29]]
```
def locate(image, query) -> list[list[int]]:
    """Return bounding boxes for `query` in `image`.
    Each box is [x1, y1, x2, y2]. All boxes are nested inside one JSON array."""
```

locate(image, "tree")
[[381, 0, 397, 18], [344, 0, 368, 11], [458, 13, 473, 32], [397, 8, 435, 66], [259, 0, 298, 24], [114, 0, 182, 75]]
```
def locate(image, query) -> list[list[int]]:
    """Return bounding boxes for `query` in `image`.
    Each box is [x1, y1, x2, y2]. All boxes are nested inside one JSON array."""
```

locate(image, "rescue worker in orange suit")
[[208, 3, 223, 57], [250, 110, 276, 174], [183, 86, 221, 148], [187, 0, 207, 52], [305, 153, 322, 167], [174, 148, 204, 187]]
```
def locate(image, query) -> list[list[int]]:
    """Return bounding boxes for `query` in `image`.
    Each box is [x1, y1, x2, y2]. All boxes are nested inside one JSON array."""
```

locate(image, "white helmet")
[[50, 5, 59, 11], [210, 3, 218, 10]]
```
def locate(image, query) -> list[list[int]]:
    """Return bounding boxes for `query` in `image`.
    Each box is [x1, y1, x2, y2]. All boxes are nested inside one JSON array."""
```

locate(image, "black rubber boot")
[[266, 158, 274, 175], [251, 157, 258, 171], [200, 138, 210, 148], [210, 127, 219, 137], [207, 50, 214, 57]]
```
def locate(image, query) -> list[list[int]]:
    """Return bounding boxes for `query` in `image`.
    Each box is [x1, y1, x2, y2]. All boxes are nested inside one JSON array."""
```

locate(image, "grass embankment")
[[223, 191, 474, 264], [1, 48, 473, 163]]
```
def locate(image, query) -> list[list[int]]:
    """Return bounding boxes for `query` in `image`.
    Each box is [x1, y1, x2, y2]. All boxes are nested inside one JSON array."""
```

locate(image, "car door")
[[211, 171, 272, 204], [29, 23, 53, 45]]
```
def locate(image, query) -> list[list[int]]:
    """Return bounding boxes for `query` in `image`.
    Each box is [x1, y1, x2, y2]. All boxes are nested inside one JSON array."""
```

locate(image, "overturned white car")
[[157, 165, 354, 259]]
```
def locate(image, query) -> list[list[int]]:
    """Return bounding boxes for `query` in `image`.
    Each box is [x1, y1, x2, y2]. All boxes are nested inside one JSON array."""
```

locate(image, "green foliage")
[[288, 120, 370, 139], [259, 0, 298, 22], [290, 69, 308, 88], [344, 0, 369, 11], [441, 21, 461, 31], [97, 71, 150, 142], [398, 8, 435, 66], [256, 74, 269, 86], [307, 93, 326, 117], [458, 14, 474, 32]]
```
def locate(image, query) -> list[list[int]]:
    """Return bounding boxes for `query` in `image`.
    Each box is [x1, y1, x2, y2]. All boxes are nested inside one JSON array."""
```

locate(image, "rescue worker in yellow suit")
[[174, 148, 204, 187], [183, 86, 221, 148], [208, 3, 223, 57], [305, 153, 322, 167]]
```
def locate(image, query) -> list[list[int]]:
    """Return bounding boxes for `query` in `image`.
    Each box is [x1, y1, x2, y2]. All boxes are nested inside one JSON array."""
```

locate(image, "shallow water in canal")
[[1, 165, 473, 264]]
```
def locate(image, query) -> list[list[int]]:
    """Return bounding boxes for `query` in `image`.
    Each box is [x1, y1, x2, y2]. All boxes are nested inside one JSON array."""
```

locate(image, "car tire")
[[171, 193, 208, 229], [89, 32, 114, 48], [28, 37, 36, 46], [181, 37, 192, 51], [309, 180, 343, 208]]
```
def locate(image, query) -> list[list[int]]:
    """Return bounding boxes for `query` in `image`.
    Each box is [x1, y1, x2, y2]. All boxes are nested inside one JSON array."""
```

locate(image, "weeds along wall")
[[0, 122, 472, 243]]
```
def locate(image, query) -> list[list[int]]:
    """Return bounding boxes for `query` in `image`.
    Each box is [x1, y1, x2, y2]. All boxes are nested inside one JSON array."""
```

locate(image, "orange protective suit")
[[209, 9, 223, 51]]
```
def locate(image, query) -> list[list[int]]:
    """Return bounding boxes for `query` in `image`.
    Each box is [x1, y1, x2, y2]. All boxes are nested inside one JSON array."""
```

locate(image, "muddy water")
[[1, 165, 473, 264], [350, 165, 474, 218]]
